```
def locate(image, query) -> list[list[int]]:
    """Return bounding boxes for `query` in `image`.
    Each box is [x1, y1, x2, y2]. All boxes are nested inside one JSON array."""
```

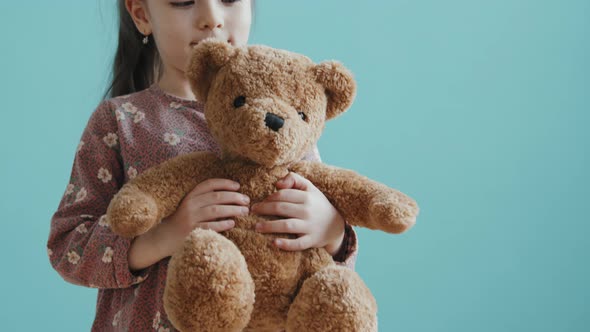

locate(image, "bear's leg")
[[285, 265, 377, 332], [164, 229, 255, 332]]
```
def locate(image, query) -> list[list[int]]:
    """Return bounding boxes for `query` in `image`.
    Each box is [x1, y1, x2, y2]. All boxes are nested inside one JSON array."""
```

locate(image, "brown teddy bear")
[[106, 39, 419, 332]]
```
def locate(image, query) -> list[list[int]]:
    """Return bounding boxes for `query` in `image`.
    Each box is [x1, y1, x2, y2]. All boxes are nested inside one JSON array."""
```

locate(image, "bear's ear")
[[313, 61, 357, 120], [186, 38, 237, 103]]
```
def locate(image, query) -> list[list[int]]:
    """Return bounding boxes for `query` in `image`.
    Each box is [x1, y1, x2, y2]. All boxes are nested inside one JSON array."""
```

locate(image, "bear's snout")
[[265, 113, 285, 132]]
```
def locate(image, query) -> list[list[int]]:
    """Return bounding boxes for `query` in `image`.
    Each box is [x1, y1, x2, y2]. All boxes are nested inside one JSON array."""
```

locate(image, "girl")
[[47, 0, 358, 331]]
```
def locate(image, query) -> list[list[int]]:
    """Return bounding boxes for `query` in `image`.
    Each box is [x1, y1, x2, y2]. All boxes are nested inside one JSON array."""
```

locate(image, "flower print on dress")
[[122, 102, 138, 114], [75, 224, 88, 234], [153, 311, 172, 331], [164, 133, 181, 146], [65, 184, 75, 196], [152, 311, 161, 330], [112, 310, 122, 327], [77, 141, 85, 153], [134, 275, 147, 284], [75, 188, 88, 203], [98, 215, 109, 227], [103, 133, 118, 148], [170, 102, 182, 109], [102, 247, 114, 263], [115, 109, 126, 121], [133, 111, 146, 123], [67, 250, 81, 265], [98, 168, 113, 183], [117, 102, 142, 123], [127, 166, 138, 180]]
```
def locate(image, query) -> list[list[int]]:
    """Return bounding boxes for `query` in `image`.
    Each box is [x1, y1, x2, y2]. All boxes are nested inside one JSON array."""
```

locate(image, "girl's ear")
[[125, 0, 151, 35], [313, 61, 357, 120], [186, 38, 237, 103]]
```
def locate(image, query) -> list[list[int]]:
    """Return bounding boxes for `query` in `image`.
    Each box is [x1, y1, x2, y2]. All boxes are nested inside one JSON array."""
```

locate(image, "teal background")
[[1, 0, 588, 330]]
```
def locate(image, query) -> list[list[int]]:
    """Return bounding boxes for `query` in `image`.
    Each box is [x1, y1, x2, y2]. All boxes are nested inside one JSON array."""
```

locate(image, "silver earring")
[[142, 35, 149, 45]]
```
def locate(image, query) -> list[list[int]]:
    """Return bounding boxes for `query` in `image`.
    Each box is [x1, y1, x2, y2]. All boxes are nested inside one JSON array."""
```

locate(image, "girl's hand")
[[157, 179, 250, 257], [252, 172, 345, 255]]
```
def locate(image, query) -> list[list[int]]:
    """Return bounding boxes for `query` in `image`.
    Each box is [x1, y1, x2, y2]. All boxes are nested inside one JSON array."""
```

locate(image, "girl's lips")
[[190, 39, 232, 47]]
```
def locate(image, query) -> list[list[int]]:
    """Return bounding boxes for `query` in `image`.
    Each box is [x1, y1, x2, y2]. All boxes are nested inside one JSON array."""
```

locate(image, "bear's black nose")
[[265, 113, 284, 132]]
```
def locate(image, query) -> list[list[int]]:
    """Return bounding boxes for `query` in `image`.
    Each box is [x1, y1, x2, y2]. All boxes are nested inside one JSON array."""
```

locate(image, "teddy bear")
[[106, 39, 419, 332]]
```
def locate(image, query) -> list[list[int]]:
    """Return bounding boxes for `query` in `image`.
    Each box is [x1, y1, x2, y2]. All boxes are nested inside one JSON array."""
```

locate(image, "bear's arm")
[[290, 161, 419, 234], [107, 151, 220, 238]]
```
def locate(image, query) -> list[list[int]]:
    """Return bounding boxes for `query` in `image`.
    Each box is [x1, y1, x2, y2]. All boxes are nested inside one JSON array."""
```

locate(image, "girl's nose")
[[196, 2, 224, 30], [199, 19, 223, 30]]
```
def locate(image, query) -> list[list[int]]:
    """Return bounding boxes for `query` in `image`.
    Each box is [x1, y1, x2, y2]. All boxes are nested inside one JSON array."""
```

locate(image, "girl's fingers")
[[189, 178, 240, 197], [276, 172, 311, 191], [255, 219, 308, 234], [197, 191, 250, 207], [263, 189, 307, 204], [200, 204, 249, 221], [251, 201, 306, 219], [273, 235, 313, 251], [196, 219, 235, 233]]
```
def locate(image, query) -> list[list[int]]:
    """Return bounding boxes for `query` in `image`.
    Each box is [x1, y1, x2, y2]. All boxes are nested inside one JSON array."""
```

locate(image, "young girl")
[[47, 0, 358, 331]]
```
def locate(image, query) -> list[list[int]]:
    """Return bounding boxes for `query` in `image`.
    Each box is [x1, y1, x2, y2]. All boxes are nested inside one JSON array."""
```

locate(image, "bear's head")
[[186, 39, 356, 167]]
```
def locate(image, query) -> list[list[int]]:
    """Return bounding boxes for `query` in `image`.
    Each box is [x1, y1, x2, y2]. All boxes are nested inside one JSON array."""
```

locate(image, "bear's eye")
[[298, 112, 307, 121], [233, 96, 246, 108]]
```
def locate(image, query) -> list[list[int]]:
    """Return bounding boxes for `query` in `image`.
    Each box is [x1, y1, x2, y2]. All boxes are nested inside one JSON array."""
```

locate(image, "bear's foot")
[[286, 265, 377, 332], [164, 229, 255, 332], [106, 185, 159, 238], [369, 189, 418, 234]]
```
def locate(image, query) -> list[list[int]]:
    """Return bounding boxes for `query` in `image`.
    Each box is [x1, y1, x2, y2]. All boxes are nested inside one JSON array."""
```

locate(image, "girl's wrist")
[[154, 216, 189, 257], [325, 214, 346, 256], [325, 230, 345, 256], [128, 222, 170, 271], [128, 216, 186, 271]]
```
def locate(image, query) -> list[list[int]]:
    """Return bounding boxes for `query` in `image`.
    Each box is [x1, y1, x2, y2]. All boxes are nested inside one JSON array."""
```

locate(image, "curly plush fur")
[[106, 39, 419, 332]]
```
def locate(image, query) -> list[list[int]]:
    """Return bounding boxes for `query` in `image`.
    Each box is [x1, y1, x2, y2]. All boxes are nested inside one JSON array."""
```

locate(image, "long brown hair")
[[103, 0, 255, 100]]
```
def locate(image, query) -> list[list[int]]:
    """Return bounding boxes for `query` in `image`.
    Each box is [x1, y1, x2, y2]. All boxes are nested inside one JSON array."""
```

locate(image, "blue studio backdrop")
[[0, 0, 588, 331]]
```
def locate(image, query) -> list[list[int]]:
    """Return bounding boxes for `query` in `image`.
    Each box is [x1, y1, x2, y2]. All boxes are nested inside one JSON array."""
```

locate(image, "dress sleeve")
[[47, 101, 150, 289], [301, 144, 358, 270]]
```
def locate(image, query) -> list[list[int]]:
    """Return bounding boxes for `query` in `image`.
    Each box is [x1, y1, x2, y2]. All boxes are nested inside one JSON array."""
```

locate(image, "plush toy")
[[106, 39, 419, 332]]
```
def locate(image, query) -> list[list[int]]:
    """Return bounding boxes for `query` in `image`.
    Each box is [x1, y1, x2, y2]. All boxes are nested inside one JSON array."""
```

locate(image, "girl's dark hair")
[[103, 0, 255, 100], [103, 0, 161, 99]]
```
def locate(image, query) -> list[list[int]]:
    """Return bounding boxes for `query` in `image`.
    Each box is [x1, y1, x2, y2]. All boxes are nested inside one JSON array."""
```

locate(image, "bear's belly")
[[225, 226, 303, 293], [224, 220, 332, 331]]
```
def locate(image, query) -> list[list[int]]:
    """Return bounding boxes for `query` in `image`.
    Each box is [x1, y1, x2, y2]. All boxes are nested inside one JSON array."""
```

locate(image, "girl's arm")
[[47, 101, 149, 289], [126, 176, 249, 271]]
